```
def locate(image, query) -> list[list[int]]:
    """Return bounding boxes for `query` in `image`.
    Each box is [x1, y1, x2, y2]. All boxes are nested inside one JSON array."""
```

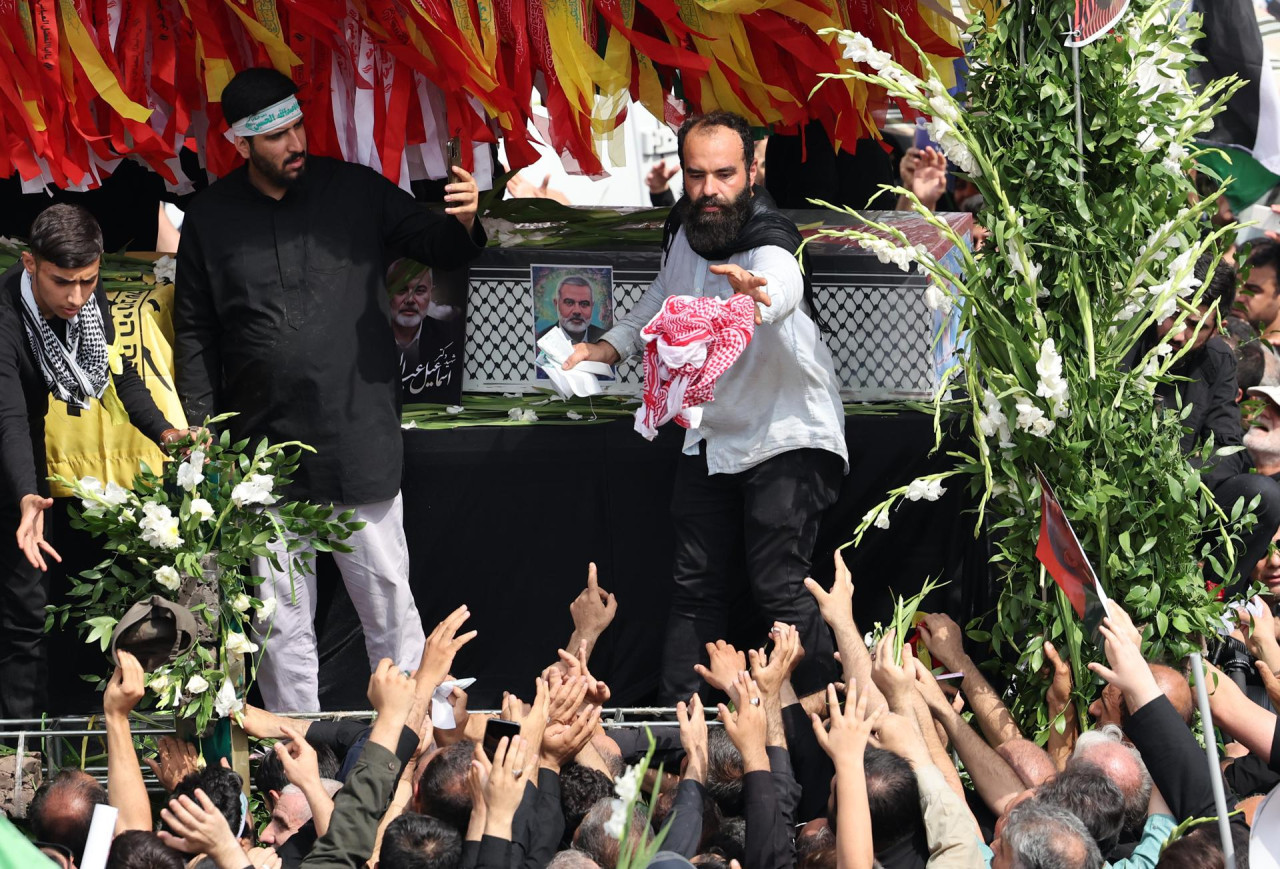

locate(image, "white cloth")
[[431, 677, 477, 729], [536, 328, 613, 398], [251, 491, 426, 712]]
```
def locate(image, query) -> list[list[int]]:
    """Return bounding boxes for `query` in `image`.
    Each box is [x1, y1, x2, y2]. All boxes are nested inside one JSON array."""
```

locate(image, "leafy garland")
[[809, 0, 1256, 736], [48, 418, 362, 731]]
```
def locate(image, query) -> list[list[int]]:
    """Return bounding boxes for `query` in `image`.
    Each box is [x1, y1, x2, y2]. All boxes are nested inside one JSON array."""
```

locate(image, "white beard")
[[1245, 425, 1280, 471], [394, 311, 422, 329]]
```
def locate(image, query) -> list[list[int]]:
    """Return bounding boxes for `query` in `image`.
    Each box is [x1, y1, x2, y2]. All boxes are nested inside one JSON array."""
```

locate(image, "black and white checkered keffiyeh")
[[19, 270, 110, 409]]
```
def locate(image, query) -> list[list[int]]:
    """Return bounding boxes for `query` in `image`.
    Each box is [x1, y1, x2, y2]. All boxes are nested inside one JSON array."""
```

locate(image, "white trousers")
[[251, 492, 426, 712]]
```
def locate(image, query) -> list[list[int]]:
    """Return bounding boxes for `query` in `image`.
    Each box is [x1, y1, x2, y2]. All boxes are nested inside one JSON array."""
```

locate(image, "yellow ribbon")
[[222, 0, 302, 71], [56, 0, 153, 123]]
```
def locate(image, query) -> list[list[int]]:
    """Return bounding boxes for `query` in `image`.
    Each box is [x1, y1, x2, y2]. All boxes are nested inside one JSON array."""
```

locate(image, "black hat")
[[109, 596, 197, 672], [220, 68, 298, 129]]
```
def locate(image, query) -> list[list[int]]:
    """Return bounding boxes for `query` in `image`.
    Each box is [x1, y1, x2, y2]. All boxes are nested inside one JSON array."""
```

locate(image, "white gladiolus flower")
[[905, 479, 947, 502], [154, 565, 181, 592], [190, 498, 215, 522], [837, 32, 876, 64], [185, 674, 210, 694], [232, 594, 252, 613], [214, 679, 243, 718], [928, 94, 960, 124], [977, 389, 1014, 447], [1162, 142, 1188, 173], [566, 410, 583, 420], [230, 474, 275, 508], [78, 476, 104, 496], [874, 509, 891, 529], [602, 799, 627, 839], [258, 598, 277, 621], [149, 673, 170, 696], [1014, 397, 1055, 437], [614, 766, 640, 803], [445, 405, 464, 414], [225, 633, 259, 656], [923, 284, 953, 314]]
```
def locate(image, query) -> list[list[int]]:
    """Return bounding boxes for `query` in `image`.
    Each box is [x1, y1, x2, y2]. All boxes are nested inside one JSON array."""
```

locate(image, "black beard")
[[251, 147, 307, 189], [679, 186, 753, 258]]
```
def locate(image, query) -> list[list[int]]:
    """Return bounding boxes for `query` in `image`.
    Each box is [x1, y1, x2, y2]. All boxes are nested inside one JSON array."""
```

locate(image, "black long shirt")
[[173, 156, 486, 504], [0, 264, 171, 513]]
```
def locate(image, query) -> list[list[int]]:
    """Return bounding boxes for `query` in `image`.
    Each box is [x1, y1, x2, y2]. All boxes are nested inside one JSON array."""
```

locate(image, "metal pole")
[[1189, 653, 1237, 869]]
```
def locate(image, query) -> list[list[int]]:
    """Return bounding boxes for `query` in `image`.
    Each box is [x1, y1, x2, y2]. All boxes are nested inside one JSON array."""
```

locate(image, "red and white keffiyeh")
[[634, 294, 757, 440]]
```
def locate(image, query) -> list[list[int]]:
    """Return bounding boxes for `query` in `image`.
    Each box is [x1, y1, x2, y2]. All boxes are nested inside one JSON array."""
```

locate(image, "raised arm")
[[803, 550, 885, 711], [103, 651, 151, 833], [918, 612, 1022, 746], [811, 682, 882, 869]]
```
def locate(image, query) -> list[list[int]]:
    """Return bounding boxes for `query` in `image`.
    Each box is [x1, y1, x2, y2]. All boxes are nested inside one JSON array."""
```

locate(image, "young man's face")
[[237, 118, 308, 190], [1157, 305, 1217, 355], [1239, 263, 1280, 328], [21, 251, 98, 320]]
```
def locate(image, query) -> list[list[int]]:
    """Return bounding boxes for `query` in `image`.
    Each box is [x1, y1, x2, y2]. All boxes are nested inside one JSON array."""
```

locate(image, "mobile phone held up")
[[447, 136, 463, 172], [483, 718, 521, 760]]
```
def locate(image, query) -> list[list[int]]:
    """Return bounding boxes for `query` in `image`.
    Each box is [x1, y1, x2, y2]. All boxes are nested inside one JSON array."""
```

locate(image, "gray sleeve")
[[599, 269, 668, 361]]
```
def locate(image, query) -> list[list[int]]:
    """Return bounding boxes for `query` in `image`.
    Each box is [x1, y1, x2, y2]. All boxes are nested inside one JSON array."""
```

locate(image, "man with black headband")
[[563, 110, 847, 702], [174, 67, 486, 712], [0, 203, 187, 719]]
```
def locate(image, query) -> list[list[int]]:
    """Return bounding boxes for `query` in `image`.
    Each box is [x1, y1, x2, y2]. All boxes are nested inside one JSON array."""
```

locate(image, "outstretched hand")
[[708, 263, 771, 324], [17, 493, 59, 571]]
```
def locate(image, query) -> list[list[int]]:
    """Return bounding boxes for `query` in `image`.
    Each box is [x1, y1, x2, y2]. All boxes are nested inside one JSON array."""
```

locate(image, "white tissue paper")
[[431, 677, 477, 729], [536, 328, 614, 399]]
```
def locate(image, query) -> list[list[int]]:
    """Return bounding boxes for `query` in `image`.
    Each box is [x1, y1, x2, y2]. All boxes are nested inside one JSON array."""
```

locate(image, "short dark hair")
[[559, 763, 615, 844], [256, 741, 339, 803], [697, 815, 746, 867], [220, 68, 298, 128], [1037, 764, 1126, 855], [28, 204, 104, 269], [676, 111, 755, 174], [862, 747, 923, 853], [380, 812, 463, 869], [29, 769, 108, 864], [1237, 340, 1266, 393], [1195, 253, 1236, 314], [1248, 237, 1280, 277], [169, 767, 244, 838], [416, 741, 475, 833], [107, 830, 186, 869], [704, 728, 745, 817]]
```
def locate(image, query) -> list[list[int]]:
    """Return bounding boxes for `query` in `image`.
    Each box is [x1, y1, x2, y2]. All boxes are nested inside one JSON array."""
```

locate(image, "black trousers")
[[657, 446, 844, 704], [1209, 472, 1280, 595], [0, 506, 50, 719]]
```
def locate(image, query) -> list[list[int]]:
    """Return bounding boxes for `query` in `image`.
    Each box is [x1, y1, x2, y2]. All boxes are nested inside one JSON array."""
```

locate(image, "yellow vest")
[[44, 283, 187, 497]]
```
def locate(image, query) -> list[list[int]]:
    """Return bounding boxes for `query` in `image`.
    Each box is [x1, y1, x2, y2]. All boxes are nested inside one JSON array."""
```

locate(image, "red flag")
[[1035, 468, 1107, 634]]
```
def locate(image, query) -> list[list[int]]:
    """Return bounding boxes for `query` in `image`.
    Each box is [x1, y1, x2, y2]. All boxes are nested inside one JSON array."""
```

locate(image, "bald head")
[[29, 770, 108, 864], [1072, 727, 1152, 831], [1151, 664, 1193, 723]]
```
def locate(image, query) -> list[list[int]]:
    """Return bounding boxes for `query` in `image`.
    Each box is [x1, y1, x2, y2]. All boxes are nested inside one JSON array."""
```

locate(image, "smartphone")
[[483, 718, 521, 760], [447, 136, 463, 172], [913, 117, 940, 153]]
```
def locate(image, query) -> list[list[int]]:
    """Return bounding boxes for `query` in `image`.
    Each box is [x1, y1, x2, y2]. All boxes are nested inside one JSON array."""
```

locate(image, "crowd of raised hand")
[[17, 552, 1280, 869]]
